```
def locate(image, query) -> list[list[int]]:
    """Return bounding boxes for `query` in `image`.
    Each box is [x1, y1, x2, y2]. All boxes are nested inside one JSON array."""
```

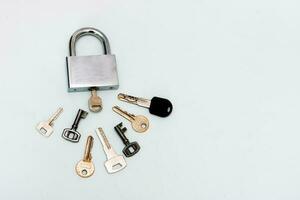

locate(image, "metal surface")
[[114, 123, 140, 157], [75, 136, 95, 178], [96, 128, 127, 174], [112, 106, 149, 133], [62, 109, 88, 143], [66, 27, 119, 92], [69, 27, 111, 56], [88, 88, 102, 112], [118, 93, 151, 108], [36, 107, 63, 137]]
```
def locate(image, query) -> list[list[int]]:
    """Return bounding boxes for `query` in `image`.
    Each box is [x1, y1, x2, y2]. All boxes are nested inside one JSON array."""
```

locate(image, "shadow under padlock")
[[66, 27, 119, 112]]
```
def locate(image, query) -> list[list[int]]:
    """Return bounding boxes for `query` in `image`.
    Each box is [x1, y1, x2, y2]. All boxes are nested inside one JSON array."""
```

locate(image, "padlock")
[[66, 27, 119, 92]]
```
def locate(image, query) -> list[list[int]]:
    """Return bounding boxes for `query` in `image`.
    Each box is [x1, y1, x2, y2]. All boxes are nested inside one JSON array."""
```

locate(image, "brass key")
[[112, 106, 149, 133], [88, 88, 102, 112], [75, 136, 95, 178]]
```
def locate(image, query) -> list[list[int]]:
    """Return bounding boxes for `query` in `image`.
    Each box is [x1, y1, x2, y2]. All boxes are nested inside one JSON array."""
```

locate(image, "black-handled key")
[[118, 93, 173, 117], [114, 122, 140, 157], [62, 109, 88, 143]]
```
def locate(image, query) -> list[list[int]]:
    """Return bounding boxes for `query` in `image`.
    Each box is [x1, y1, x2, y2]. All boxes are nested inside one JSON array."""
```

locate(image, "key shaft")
[[118, 93, 151, 108], [47, 107, 63, 125], [114, 123, 129, 145], [96, 128, 118, 159], [71, 109, 88, 130], [112, 106, 135, 122], [83, 136, 93, 162]]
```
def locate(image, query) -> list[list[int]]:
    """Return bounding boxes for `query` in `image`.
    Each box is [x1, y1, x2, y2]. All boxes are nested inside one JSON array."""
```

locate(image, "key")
[[112, 106, 149, 133], [96, 127, 127, 173], [36, 107, 63, 137], [75, 135, 95, 178], [114, 123, 140, 157], [88, 88, 102, 113], [118, 93, 173, 117], [62, 109, 88, 143]]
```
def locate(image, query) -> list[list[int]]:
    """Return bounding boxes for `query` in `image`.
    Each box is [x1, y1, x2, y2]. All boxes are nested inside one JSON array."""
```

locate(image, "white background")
[[0, 0, 300, 199]]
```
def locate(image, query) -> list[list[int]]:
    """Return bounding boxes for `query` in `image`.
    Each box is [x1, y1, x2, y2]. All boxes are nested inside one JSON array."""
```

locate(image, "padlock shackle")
[[69, 27, 111, 56]]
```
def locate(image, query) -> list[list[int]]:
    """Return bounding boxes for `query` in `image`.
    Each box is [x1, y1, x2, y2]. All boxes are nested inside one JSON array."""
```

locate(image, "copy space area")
[[0, 0, 300, 199]]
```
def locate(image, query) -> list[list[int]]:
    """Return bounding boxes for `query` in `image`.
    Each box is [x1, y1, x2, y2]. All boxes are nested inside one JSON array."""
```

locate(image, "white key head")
[[36, 121, 53, 137], [104, 155, 127, 173]]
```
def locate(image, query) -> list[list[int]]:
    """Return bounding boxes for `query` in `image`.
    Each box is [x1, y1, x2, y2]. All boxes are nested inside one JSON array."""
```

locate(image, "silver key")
[[36, 107, 63, 137], [96, 127, 127, 173]]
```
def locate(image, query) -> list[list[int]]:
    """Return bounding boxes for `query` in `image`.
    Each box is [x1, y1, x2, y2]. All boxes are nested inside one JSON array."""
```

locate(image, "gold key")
[[75, 136, 95, 178], [112, 106, 149, 133], [88, 88, 102, 112]]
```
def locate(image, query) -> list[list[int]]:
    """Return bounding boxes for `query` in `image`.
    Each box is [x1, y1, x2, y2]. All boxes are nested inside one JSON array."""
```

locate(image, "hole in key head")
[[129, 147, 135, 153], [40, 128, 47, 134], [141, 123, 147, 129], [82, 169, 87, 175], [68, 132, 74, 139], [112, 163, 122, 170], [167, 106, 171, 113]]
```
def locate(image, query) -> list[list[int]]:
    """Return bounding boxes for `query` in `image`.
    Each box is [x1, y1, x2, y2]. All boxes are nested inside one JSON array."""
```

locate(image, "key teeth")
[[80, 110, 89, 118], [115, 122, 127, 133]]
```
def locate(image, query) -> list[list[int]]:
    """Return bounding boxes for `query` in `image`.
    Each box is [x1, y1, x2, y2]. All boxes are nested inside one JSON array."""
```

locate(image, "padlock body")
[[66, 54, 119, 92]]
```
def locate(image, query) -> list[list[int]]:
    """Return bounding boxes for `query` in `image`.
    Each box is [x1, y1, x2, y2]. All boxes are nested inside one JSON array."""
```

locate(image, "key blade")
[[96, 128, 118, 159], [48, 107, 63, 124], [96, 128, 111, 149], [118, 93, 151, 108], [112, 106, 135, 122], [83, 136, 94, 162]]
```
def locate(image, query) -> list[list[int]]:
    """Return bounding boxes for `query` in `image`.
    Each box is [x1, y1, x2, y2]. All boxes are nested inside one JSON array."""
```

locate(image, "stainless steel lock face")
[[66, 27, 119, 92]]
